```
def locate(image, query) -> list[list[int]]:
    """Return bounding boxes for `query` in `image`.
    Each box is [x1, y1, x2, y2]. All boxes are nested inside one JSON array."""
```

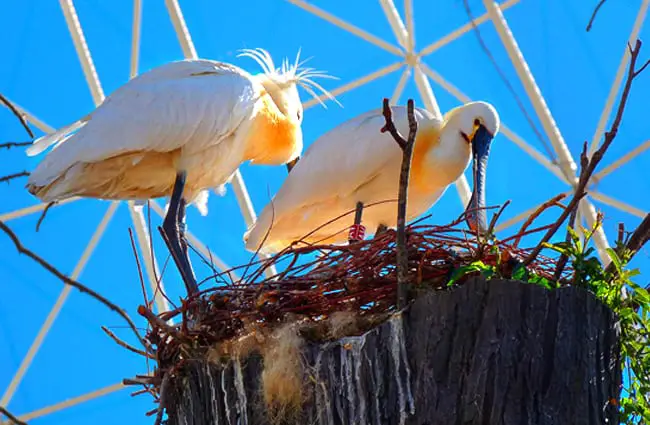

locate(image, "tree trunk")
[[166, 277, 621, 425]]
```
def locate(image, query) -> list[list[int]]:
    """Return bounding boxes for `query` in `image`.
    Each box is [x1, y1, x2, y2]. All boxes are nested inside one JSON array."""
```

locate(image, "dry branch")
[[380, 98, 418, 309], [0, 171, 29, 184], [0, 406, 27, 425], [586, 0, 608, 32], [523, 39, 649, 267], [0, 141, 31, 150], [0, 220, 149, 350], [0, 93, 34, 139]]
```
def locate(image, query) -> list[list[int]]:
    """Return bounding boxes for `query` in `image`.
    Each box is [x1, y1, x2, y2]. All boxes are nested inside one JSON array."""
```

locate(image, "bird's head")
[[238, 48, 339, 123], [446, 101, 500, 235]]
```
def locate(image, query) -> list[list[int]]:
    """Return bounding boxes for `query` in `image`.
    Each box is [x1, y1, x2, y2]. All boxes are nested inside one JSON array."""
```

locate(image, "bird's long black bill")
[[464, 126, 492, 234]]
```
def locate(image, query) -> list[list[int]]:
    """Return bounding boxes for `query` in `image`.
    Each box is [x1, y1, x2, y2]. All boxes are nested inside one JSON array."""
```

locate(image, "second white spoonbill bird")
[[244, 101, 500, 254], [25, 48, 335, 293]]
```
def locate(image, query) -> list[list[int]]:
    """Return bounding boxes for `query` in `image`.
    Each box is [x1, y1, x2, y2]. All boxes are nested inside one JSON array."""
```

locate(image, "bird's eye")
[[474, 118, 481, 126]]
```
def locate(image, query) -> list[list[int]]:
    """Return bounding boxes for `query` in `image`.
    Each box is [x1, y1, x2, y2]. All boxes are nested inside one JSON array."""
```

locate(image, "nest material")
[[142, 217, 564, 370]]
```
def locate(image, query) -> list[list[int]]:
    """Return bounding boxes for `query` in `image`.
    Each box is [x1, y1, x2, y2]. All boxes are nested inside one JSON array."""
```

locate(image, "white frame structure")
[[0, 0, 648, 422]]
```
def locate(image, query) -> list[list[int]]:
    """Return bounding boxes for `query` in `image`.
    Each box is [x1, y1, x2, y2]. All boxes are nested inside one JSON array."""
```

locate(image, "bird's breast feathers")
[[243, 93, 301, 166]]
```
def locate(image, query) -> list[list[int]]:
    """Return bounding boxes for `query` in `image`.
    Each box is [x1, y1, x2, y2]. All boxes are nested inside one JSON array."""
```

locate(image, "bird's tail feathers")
[[26, 116, 89, 157]]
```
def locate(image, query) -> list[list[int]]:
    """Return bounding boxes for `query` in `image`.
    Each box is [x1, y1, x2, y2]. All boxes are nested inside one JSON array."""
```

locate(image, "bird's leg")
[[162, 171, 198, 295], [348, 201, 366, 243]]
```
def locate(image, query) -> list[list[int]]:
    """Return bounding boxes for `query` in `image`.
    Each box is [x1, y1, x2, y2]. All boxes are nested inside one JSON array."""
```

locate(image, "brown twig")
[[35, 201, 56, 232], [153, 373, 171, 425], [0, 93, 34, 138], [605, 213, 650, 275], [0, 406, 27, 425], [0, 171, 29, 184], [586, 0, 608, 32], [0, 220, 150, 350], [101, 326, 155, 359], [523, 40, 649, 267], [513, 193, 567, 248], [0, 141, 31, 150], [488, 200, 511, 235], [381, 98, 418, 309]]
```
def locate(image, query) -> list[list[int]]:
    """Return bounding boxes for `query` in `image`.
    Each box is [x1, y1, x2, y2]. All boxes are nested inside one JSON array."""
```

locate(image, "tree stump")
[[165, 277, 621, 425]]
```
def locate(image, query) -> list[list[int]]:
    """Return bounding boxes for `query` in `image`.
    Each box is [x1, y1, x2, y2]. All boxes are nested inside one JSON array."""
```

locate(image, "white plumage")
[[244, 101, 500, 254], [26, 50, 334, 216]]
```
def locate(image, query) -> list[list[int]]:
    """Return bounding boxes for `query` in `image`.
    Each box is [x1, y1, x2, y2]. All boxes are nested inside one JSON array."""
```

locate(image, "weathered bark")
[[166, 278, 621, 425]]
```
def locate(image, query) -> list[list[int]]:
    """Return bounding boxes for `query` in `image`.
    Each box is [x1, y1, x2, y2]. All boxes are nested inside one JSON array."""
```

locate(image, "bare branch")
[[0, 220, 150, 350], [0, 141, 31, 150], [381, 98, 418, 308], [0, 93, 34, 138], [101, 326, 155, 359], [586, 0, 608, 32], [523, 39, 649, 266], [153, 373, 171, 425], [0, 171, 29, 184], [0, 405, 28, 425], [35, 201, 56, 232]]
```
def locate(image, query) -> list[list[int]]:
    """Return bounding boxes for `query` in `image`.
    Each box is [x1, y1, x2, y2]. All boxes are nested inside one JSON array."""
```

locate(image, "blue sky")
[[1, 1, 649, 423]]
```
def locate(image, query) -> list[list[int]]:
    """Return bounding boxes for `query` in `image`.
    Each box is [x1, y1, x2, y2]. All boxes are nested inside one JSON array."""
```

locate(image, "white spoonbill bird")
[[25, 48, 335, 293], [244, 101, 500, 254]]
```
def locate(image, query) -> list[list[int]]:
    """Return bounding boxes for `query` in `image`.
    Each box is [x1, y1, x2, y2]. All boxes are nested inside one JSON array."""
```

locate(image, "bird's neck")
[[410, 122, 471, 193], [243, 93, 302, 165]]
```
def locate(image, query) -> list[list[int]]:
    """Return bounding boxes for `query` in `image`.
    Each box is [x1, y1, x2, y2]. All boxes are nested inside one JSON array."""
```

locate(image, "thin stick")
[[605, 213, 650, 275], [0, 405, 28, 425], [101, 326, 155, 359], [0, 171, 29, 184], [380, 98, 418, 309], [0, 93, 34, 138], [153, 373, 170, 425], [0, 141, 31, 149], [586, 0, 608, 32], [512, 193, 567, 248], [35, 202, 56, 232], [0, 220, 149, 350], [523, 39, 648, 267]]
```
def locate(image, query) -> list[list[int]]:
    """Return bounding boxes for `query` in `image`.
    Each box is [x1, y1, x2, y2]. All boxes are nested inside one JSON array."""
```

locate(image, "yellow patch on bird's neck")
[[244, 93, 301, 165], [410, 125, 441, 192]]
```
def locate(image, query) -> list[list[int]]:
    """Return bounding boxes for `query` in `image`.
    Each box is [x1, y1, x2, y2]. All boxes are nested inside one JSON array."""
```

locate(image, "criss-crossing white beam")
[[0, 197, 78, 222], [593, 139, 650, 182], [482, 0, 611, 264], [404, 0, 415, 52], [59, 0, 172, 312], [590, 191, 647, 218], [418, 63, 569, 184], [0, 201, 119, 407], [391, 66, 411, 104], [418, 0, 520, 57], [303, 61, 404, 109], [588, 0, 650, 156], [285, 0, 404, 57], [130, 0, 142, 79], [379, 0, 409, 51], [164, 0, 276, 278], [149, 200, 237, 282], [16, 383, 125, 422]]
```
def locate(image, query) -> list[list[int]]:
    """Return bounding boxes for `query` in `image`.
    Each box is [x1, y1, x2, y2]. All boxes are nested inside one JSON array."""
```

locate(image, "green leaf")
[[607, 248, 623, 274]]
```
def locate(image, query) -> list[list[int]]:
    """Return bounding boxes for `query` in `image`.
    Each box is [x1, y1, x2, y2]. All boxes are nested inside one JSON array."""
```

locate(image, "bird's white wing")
[[267, 106, 437, 216], [28, 60, 259, 184]]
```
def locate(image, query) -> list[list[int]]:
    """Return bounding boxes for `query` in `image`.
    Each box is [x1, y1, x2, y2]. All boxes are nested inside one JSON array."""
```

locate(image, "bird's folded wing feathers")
[[264, 106, 436, 218], [28, 60, 259, 180]]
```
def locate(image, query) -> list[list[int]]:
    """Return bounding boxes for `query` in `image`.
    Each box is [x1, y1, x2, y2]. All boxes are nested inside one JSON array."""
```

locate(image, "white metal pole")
[[0, 202, 119, 407], [482, 0, 611, 264], [379, 0, 409, 51], [60, 0, 173, 309], [286, 0, 404, 56], [588, 0, 650, 156]]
